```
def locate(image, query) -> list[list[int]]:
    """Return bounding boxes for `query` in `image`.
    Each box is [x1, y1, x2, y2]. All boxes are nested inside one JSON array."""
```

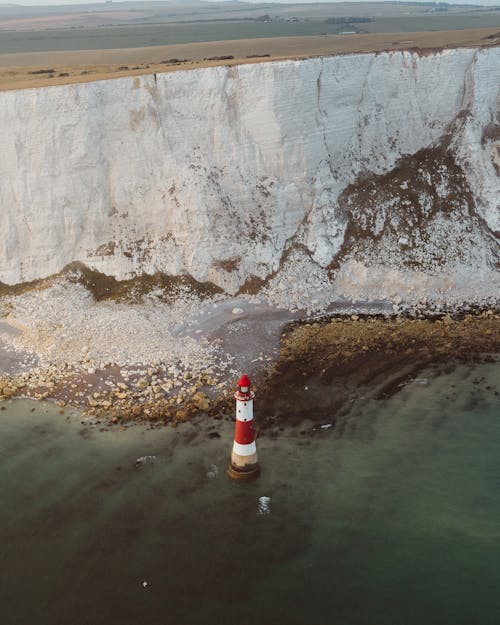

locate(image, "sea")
[[0, 361, 499, 625]]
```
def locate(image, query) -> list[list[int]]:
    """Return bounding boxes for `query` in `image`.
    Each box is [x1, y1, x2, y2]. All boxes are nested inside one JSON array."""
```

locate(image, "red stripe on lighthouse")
[[234, 420, 255, 445]]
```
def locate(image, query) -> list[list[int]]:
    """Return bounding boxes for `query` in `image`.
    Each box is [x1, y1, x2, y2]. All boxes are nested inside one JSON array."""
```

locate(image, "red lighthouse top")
[[238, 374, 251, 388], [235, 373, 254, 401]]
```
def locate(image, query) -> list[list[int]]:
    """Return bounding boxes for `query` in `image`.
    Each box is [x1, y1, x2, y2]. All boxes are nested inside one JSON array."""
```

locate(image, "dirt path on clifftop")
[[0, 28, 499, 91]]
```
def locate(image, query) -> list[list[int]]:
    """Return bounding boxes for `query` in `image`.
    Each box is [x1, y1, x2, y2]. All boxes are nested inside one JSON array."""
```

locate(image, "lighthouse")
[[228, 374, 260, 480]]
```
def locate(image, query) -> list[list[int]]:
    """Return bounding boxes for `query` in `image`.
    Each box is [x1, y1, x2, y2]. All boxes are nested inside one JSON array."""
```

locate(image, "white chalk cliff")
[[1, 47, 499, 304]]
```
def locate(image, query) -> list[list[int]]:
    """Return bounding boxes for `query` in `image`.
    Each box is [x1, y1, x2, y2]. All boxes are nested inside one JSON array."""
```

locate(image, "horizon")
[[3, 0, 499, 9]]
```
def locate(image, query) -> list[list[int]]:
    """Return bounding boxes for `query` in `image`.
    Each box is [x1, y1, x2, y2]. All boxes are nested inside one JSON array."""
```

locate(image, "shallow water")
[[0, 362, 499, 625]]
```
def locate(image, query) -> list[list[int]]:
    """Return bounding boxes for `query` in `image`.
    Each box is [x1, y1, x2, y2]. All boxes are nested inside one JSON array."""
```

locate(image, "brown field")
[[0, 28, 499, 92]]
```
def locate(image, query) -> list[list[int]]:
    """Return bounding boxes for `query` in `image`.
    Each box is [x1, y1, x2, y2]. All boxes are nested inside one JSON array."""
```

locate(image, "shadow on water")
[[0, 403, 315, 625], [1, 361, 500, 625]]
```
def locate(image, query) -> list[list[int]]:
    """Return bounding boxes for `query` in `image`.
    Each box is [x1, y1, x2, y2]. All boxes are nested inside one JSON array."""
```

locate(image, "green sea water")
[[0, 362, 499, 625]]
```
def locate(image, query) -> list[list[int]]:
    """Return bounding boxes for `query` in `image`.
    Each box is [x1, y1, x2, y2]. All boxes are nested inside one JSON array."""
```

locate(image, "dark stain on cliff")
[[329, 145, 499, 273]]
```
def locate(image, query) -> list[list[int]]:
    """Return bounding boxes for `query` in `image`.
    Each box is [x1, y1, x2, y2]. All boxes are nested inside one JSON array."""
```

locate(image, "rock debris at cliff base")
[[1, 268, 497, 377], [0, 300, 498, 427]]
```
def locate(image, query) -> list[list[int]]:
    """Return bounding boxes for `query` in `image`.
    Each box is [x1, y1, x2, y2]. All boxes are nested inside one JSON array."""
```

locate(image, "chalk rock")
[[0, 47, 497, 306]]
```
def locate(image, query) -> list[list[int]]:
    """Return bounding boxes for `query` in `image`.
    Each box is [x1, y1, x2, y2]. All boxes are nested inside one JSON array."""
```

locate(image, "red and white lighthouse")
[[228, 374, 260, 480]]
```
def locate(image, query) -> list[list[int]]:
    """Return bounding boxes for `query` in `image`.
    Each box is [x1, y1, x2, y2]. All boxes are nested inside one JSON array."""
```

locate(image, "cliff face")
[[1, 47, 498, 303]]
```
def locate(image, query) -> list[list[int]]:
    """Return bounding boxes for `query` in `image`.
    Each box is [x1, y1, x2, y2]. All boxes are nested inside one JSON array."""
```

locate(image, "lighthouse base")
[[227, 461, 260, 481]]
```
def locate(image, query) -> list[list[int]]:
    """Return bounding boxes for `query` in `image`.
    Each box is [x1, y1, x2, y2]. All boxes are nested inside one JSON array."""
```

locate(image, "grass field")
[[1, 1, 497, 30], [2, 22, 349, 54], [1, 13, 500, 55]]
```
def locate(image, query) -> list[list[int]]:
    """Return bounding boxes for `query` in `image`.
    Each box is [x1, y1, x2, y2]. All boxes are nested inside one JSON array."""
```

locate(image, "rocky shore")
[[0, 309, 498, 429], [258, 310, 499, 425]]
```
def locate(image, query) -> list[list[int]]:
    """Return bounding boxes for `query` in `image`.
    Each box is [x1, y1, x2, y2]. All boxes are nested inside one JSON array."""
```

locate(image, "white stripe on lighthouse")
[[232, 441, 257, 456], [236, 401, 254, 422]]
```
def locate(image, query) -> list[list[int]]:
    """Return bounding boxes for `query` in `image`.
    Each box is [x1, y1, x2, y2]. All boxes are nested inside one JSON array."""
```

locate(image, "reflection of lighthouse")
[[228, 374, 260, 480]]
